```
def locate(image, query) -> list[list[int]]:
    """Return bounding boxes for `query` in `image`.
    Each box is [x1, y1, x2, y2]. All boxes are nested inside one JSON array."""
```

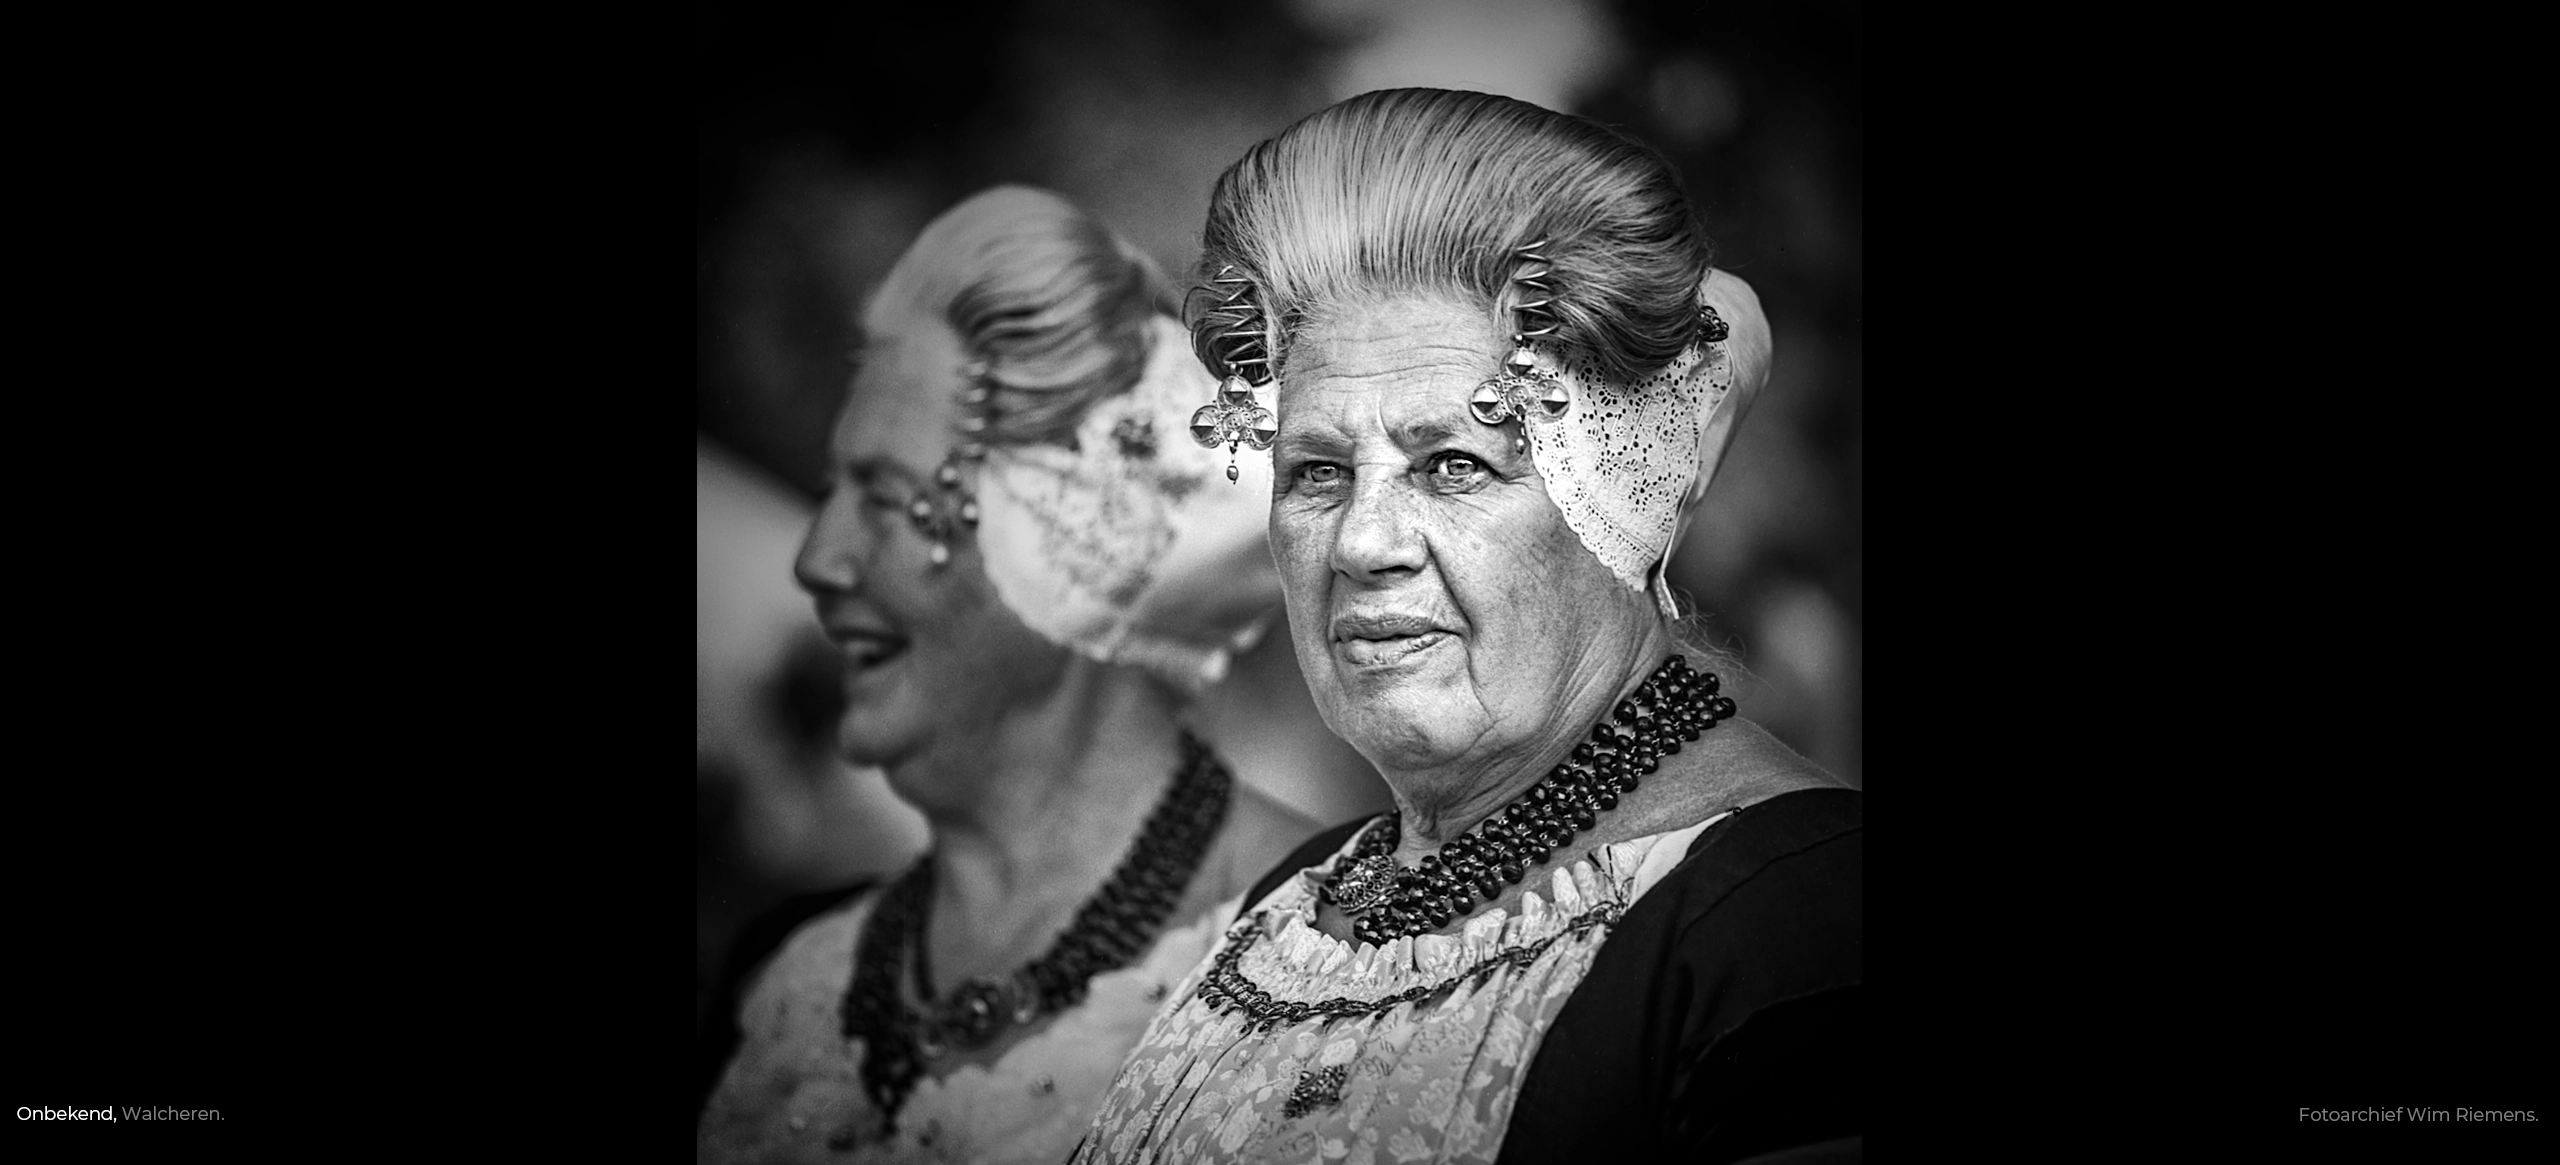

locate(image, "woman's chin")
[[1328, 696, 1484, 773], [832, 703, 925, 772]]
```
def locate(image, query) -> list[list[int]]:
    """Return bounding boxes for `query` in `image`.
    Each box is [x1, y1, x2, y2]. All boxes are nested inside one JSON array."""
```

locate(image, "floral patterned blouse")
[[1068, 813, 1725, 1165], [699, 890, 1237, 1165]]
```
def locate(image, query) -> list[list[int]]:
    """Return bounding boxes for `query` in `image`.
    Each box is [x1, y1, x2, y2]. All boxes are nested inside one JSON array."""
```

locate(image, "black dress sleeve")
[[695, 882, 875, 1120], [1498, 788, 1862, 1164]]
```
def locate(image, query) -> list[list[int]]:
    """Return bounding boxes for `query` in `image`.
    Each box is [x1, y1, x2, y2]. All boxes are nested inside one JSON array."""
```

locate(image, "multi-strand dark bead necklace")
[[842, 730, 1233, 1126], [1323, 656, 1735, 945]]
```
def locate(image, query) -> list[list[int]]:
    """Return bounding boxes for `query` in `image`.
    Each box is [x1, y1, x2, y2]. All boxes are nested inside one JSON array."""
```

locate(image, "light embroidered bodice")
[[699, 890, 1238, 1165], [1069, 814, 1723, 1165]]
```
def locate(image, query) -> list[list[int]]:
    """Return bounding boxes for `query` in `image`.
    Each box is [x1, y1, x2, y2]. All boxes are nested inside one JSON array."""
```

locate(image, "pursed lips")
[[1330, 611, 1454, 667]]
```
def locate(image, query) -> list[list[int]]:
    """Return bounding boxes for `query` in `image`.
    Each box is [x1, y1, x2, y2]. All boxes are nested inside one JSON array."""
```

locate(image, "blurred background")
[[697, 0, 1860, 1026]]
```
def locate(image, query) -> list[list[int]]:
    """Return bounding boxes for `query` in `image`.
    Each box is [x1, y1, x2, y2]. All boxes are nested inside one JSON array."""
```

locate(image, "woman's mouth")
[[1336, 629, 1450, 667], [828, 629, 909, 671]]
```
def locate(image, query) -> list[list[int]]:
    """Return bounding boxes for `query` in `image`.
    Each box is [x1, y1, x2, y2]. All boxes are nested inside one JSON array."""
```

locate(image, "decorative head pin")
[[908, 358, 994, 568], [1696, 300, 1729, 344], [1187, 265, 1277, 482], [1469, 238, 1571, 453]]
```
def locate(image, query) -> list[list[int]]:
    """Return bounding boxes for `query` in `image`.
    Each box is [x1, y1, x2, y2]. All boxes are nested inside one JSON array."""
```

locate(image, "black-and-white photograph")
[[696, 1, 1861, 1161], [13, 4, 2553, 1156]]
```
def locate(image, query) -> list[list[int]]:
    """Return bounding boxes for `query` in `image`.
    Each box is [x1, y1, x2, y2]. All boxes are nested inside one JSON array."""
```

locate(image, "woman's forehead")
[[1275, 377, 1474, 453], [1279, 295, 1499, 435], [835, 318, 962, 467]]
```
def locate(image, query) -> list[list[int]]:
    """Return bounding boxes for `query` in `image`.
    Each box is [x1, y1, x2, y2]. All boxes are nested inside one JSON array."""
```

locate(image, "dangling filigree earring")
[[1468, 238, 1571, 454], [1190, 376, 1277, 483], [1188, 265, 1277, 481]]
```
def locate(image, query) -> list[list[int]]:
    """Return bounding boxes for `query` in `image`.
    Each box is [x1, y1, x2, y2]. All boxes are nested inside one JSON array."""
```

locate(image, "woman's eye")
[[1299, 463, 1344, 485], [1426, 452, 1485, 484]]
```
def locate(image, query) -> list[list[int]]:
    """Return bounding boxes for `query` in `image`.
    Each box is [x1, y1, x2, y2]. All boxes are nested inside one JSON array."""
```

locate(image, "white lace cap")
[[1521, 269, 1770, 617], [975, 315, 1280, 690]]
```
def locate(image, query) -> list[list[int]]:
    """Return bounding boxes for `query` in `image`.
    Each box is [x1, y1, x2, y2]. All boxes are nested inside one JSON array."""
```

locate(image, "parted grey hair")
[[1188, 89, 1712, 391]]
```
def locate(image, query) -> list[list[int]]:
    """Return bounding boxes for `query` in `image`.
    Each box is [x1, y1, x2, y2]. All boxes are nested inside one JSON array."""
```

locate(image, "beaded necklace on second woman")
[[843, 730, 1234, 1129], [1321, 655, 1734, 945]]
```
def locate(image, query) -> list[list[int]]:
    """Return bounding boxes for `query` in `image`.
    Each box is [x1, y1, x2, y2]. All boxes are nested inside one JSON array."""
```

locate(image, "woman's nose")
[[794, 491, 864, 596], [1331, 475, 1426, 581]]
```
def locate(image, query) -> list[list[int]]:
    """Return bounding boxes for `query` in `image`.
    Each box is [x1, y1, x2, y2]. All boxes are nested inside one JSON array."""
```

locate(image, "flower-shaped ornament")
[[1189, 376, 1278, 481], [1468, 347, 1572, 429]]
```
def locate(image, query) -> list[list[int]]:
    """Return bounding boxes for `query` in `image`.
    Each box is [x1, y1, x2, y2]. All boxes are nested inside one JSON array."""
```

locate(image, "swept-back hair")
[[899, 185, 1176, 446], [1190, 89, 1710, 389]]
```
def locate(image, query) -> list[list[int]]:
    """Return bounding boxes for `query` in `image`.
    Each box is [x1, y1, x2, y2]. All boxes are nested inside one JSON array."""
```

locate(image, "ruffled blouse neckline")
[[1067, 810, 1733, 1165], [1236, 816, 1720, 1002]]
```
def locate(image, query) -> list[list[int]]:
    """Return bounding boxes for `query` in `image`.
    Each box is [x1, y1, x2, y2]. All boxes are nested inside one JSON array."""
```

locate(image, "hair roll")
[[1190, 88, 1712, 389]]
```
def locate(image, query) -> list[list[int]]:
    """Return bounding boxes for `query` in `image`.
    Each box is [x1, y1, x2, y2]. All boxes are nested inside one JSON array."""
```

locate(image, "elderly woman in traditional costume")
[[1072, 90, 1862, 1164], [698, 185, 1323, 1164]]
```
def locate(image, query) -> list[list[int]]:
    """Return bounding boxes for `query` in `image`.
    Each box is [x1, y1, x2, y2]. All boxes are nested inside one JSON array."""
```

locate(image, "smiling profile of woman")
[[696, 185, 1324, 1165]]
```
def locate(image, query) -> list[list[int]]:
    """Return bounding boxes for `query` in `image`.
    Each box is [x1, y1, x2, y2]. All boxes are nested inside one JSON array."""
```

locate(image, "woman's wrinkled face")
[[793, 271, 1067, 786], [1269, 294, 1656, 777]]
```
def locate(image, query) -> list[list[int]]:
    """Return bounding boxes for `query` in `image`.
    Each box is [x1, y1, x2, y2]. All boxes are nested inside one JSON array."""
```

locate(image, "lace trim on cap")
[[1520, 300, 1735, 607], [975, 315, 1276, 688]]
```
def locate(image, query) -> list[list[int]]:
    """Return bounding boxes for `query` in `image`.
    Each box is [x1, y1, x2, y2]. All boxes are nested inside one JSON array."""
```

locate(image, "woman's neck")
[[899, 661, 1190, 992]]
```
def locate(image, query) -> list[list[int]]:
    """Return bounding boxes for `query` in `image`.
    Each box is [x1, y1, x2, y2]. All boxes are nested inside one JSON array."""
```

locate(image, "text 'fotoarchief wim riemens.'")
[[2298, 1108, 2539, 1122]]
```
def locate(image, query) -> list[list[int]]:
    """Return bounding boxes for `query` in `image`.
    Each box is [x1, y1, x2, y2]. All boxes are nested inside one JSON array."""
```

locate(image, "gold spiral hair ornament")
[[1186, 265, 1279, 483], [1468, 237, 1573, 453]]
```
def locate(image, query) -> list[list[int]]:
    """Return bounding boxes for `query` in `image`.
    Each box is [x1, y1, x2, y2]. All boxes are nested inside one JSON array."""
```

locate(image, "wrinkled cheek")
[[1430, 520, 1524, 624], [1266, 518, 1331, 625], [1266, 510, 1320, 567], [1441, 514, 1587, 669]]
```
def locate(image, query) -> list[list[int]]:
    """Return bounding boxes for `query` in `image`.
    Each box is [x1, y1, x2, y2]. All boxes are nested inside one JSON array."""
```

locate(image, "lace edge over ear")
[[1522, 295, 1735, 605]]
